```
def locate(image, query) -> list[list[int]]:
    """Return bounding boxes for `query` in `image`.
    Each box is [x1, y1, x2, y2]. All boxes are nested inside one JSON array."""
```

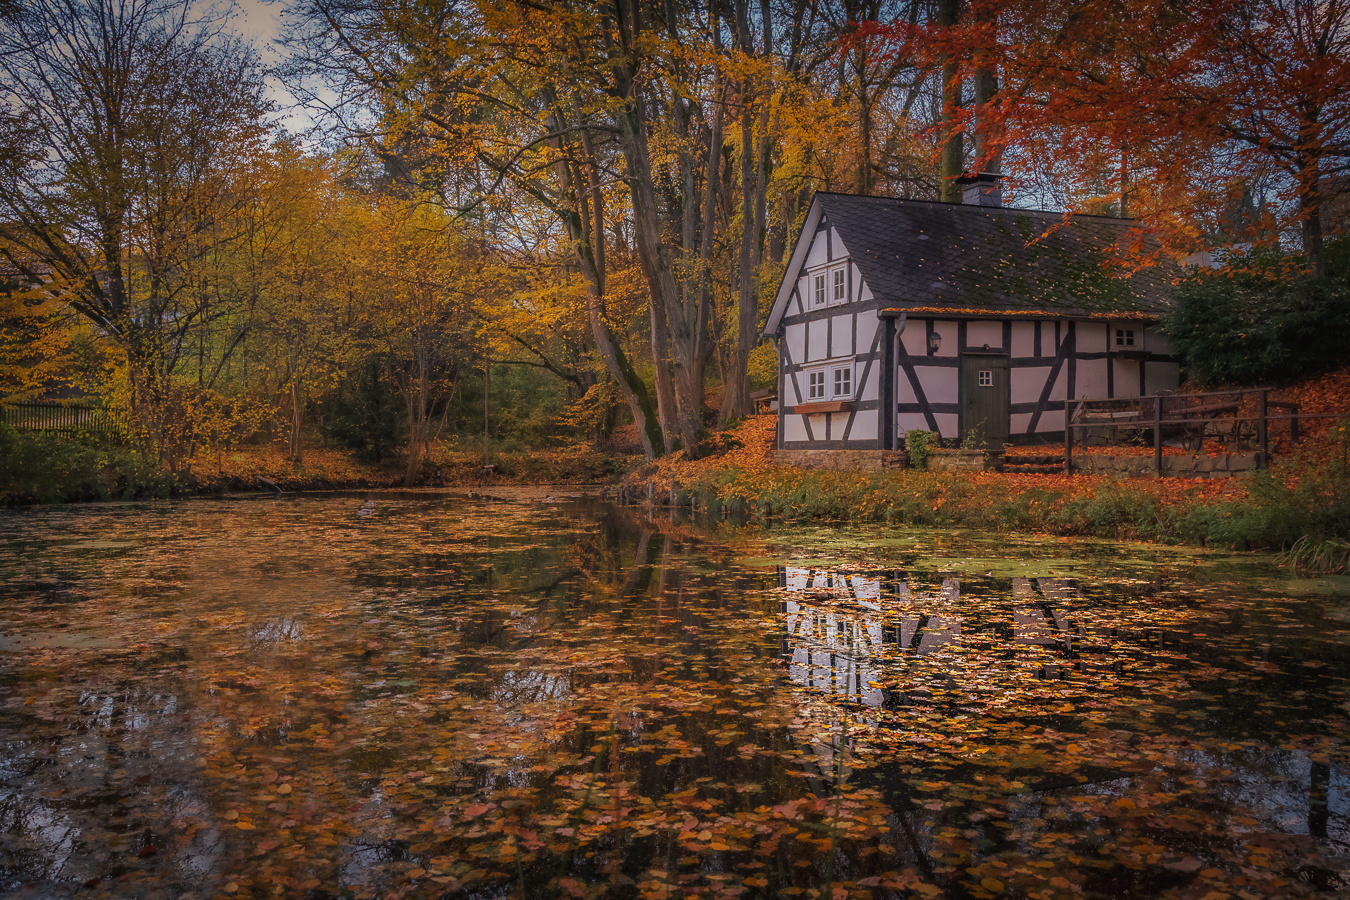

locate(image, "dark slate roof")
[[815, 193, 1178, 318]]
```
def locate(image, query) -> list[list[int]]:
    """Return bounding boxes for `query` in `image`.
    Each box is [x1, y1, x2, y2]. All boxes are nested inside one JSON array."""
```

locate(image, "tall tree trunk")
[[721, 82, 769, 422], [289, 377, 303, 462], [1297, 155, 1326, 277], [938, 0, 964, 203], [650, 300, 678, 454], [1119, 148, 1129, 219], [550, 114, 664, 459], [619, 102, 704, 454], [971, 9, 1000, 177], [857, 50, 873, 194]]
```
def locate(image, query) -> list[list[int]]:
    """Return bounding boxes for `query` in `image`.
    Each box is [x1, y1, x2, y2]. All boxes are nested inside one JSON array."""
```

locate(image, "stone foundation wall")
[[1074, 452, 1259, 477], [774, 449, 905, 472], [927, 448, 1004, 472]]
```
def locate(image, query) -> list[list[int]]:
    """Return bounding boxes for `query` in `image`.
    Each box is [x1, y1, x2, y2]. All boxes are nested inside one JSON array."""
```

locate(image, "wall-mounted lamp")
[[927, 330, 942, 355]]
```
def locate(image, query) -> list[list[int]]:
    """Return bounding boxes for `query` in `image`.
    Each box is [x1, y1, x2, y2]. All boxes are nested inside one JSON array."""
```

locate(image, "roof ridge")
[[813, 191, 1144, 225]]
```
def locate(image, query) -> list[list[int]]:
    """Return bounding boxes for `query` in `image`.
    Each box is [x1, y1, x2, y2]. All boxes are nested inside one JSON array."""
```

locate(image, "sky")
[[227, 0, 317, 134]]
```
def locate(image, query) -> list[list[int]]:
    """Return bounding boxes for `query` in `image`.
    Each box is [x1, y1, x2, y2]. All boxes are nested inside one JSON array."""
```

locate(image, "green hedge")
[[0, 425, 178, 505], [1165, 240, 1350, 385]]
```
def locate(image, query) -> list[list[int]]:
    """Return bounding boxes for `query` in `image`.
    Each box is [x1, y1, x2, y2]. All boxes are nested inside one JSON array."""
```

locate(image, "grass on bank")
[[7, 362, 1350, 572], [0, 425, 179, 504], [0, 425, 636, 504], [630, 413, 1350, 568]]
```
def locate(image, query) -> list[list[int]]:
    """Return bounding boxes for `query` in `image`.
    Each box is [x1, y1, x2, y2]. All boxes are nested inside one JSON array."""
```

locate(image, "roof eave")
[[762, 195, 825, 337]]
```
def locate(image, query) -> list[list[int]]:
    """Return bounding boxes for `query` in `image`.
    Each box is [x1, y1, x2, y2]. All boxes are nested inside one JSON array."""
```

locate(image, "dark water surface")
[[1, 496, 1348, 899]]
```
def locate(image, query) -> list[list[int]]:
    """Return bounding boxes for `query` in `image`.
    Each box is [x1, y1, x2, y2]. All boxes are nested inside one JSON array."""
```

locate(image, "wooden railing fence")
[[1, 401, 123, 439], [1065, 388, 1346, 476]]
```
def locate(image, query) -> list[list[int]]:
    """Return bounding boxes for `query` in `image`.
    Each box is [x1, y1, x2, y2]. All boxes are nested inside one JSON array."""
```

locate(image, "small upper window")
[[1115, 328, 1136, 347], [813, 274, 826, 307], [808, 370, 826, 400], [832, 268, 846, 303], [978, 370, 993, 387], [832, 366, 852, 398]]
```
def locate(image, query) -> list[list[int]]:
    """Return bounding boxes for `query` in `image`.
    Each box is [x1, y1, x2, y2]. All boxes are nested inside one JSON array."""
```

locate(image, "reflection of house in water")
[[780, 567, 1079, 707]]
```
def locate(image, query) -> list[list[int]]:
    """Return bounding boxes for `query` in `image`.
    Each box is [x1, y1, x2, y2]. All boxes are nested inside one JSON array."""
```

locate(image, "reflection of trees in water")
[[776, 562, 1350, 894], [0, 683, 224, 897], [3, 500, 1349, 897]]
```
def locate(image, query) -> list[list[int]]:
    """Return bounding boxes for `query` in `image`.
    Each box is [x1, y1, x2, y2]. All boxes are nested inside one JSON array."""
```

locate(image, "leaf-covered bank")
[[0, 425, 639, 505], [629, 417, 1350, 565]]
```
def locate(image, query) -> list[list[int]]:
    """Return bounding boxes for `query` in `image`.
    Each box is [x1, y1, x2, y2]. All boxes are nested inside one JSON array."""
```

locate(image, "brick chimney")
[[956, 172, 1004, 207]]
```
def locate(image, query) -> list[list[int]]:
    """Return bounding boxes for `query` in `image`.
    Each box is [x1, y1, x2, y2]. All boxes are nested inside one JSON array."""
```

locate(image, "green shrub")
[[906, 430, 938, 470], [0, 425, 177, 504], [1164, 239, 1350, 385], [326, 360, 403, 463]]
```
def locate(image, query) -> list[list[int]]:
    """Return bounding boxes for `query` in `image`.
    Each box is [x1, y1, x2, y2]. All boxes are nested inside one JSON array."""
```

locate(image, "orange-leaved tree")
[[861, 0, 1349, 267]]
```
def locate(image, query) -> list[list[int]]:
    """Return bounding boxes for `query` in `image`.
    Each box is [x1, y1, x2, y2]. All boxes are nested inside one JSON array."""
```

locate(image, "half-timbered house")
[[763, 182, 1181, 456]]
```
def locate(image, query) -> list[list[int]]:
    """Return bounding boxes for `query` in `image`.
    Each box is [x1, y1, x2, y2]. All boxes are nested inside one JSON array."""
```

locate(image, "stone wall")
[[927, 448, 1004, 472], [1073, 452, 1259, 477], [774, 449, 906, 472]]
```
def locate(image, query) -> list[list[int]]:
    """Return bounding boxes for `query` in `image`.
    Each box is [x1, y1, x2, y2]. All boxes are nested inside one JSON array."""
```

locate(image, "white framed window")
[[832, 365, 853, 398], [807, 370, 826, 400], [978, 369, 993, 387], [1115, 328, 1136, 347], [808, 264, 849, 308]]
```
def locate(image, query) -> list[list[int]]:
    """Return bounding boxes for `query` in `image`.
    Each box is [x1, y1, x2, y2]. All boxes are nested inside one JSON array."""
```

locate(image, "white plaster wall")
[[898, 412, 929, 434], [1078, 322, 1108, 353], [1039, 408, 1065, 432], [858, 361, 879, 402], [785, 370, 804, 405], [1048, 363, 1068, 400], [897, 369, 918, 404], [785, 415, 809, 442], [933, 413, 958, 439], [916, 365, 957, 405], [831, 313, 856, 358], [1113, 359, 1141, 398], [807, 319, 828, 361], [833, 229, 848, 260], [933, 321, 959, 357], [1047, 321, 1062, 353], [1011, 412, 1033, 435], [1012, 366, 1051, 405], [855, 310, 880, 354], [1077, 358, 1109, 399], [967, 320, 1002, 350], [785, 321, 806, 368], [805, 231, 830, 269], [1011, 321, 1036, 358], [859, 282, 874, 304], [901, 324, 928, 357], [849, 410, 878, 441]]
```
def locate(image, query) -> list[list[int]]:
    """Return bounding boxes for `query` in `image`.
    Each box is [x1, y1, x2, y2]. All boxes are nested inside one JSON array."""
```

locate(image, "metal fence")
[[1, 401, 124, 439]]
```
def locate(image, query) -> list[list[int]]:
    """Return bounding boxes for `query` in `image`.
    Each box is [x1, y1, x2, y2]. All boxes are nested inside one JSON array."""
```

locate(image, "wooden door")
[[960, 354, 1010, 447]]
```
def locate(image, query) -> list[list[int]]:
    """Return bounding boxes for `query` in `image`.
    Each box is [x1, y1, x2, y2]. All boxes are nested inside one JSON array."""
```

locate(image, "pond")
[[1, 495, 1348, 899]]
